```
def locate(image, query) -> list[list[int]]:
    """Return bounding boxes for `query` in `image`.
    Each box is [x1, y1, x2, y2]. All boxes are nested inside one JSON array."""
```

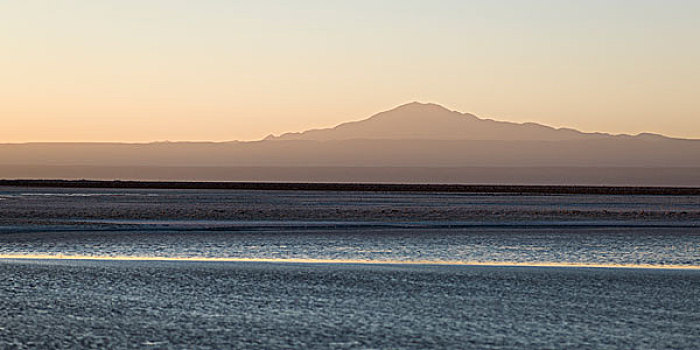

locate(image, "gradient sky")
[[2, 0, 699, 142]]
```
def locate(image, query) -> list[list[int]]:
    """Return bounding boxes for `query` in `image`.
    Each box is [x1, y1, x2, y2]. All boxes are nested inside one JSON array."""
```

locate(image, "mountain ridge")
[[267, 102, 677, 142]]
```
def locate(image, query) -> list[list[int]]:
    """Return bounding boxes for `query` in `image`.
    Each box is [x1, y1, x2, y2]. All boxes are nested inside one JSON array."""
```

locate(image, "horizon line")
[[2, 102, 696, 144]]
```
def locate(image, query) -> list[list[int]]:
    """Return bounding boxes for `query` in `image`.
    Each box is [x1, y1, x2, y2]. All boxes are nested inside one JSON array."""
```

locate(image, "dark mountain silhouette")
[[267, 102, 670, 142], [1, 102, 698, 185]]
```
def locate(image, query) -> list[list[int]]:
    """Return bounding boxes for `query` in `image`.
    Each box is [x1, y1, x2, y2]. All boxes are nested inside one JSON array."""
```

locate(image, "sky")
[[2, 0, 699, 142]]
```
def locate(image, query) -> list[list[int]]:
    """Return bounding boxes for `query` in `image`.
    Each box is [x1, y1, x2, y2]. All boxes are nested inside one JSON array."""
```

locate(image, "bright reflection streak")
[[0, 254, 698, 270]]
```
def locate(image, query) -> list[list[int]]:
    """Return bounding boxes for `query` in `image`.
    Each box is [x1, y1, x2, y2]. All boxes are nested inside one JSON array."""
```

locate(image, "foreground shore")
[[1, 259, 698, 349]]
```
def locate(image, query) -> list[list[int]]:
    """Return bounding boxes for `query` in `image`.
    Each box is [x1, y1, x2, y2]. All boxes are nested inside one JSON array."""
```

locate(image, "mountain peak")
[[366, 102, 467, 123], [394, 101, 451, 111], [383, 102, 463, 118]]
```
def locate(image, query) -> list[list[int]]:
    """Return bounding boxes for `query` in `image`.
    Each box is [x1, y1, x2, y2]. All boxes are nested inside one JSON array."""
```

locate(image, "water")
[[0, 187, 698, 266], [1, 260, 698, 349], [1, 186, 699, 349]]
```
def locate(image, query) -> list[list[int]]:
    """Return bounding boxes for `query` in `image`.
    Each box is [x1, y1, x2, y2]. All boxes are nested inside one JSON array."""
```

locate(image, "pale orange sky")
[[2, 0, 699, 142]]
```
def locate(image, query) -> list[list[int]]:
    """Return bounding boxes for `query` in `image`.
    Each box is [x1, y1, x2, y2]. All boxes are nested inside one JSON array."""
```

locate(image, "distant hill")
[[1, 102, 698, 185], [268, 102, 672, 142]]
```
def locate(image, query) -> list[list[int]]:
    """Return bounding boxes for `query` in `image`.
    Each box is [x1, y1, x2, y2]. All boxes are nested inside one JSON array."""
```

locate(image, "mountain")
[[268, 102, 667, 142], [1, 102, 698, 185]]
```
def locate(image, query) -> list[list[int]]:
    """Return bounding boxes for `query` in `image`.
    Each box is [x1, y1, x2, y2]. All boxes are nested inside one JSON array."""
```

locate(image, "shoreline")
[[2, 254, 699, 270], [1, 179, 699, 195]]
